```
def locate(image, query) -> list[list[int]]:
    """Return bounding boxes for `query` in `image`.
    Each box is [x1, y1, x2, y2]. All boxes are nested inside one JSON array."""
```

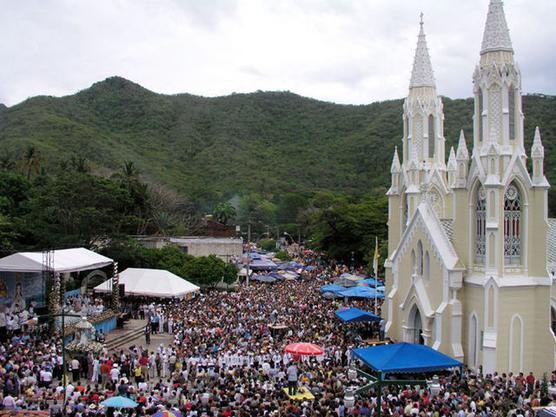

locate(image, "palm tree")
[[213, 202, 236, 225], [20, 146, 41, 180]]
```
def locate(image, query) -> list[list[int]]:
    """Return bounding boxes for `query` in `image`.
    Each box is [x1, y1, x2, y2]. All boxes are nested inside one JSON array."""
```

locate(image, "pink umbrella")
[[284, 342, 324, 356]]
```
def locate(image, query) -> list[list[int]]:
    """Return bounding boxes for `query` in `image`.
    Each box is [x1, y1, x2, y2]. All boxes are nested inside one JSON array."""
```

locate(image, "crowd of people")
[[0, 256, 554, 417]]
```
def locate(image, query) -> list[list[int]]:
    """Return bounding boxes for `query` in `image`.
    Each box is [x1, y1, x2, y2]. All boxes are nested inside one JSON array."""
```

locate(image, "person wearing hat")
[[110, 363, 120, 383]]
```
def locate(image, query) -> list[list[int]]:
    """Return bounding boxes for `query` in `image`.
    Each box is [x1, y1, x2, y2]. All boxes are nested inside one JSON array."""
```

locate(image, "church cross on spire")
[[409, 13, 436, 89], [480, 0, 513, 55]]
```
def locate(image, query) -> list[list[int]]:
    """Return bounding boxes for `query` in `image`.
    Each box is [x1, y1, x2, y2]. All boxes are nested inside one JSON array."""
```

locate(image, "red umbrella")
[[284, 342, 324, 356]]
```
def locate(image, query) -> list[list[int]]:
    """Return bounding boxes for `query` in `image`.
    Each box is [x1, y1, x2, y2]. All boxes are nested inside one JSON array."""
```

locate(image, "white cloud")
[[0, 0, 553, 106]]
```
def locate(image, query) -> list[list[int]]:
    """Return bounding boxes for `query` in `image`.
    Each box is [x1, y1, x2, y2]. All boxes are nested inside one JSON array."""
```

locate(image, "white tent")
[[0, 248, 113, 273], [94, 268, 199, 298]]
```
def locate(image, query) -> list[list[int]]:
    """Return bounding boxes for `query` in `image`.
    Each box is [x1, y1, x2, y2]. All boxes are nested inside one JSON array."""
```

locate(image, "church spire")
[[480, 0, 513, 55], [456, 130, 469, 161], [409, 13, 435, 89], [391, 146, 401, 173]]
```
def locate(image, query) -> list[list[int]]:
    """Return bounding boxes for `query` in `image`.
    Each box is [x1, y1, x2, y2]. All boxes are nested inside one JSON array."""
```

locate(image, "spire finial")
[[456, 130, 469, 160], [391, 147, 401, 173], [409, 14, 436, 89], [481, 0, 513, 55], [531, 126, 544, 159]]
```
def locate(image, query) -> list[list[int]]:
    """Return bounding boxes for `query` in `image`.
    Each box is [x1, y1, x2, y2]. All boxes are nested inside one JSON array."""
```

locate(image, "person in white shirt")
[[2, 394, 16, 409], [110, 365, 120, 383]]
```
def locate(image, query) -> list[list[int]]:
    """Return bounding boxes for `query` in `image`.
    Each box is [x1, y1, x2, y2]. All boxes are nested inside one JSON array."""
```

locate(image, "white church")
[[384, 0, 556, 375]]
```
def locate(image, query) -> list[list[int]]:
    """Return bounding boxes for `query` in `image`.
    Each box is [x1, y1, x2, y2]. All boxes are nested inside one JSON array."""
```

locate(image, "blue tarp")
[[352, 343, 463, 374], [338, 286, 385, 299], [335, 307, 381, 323], [249, 258, 277, 271], [320, 284, 345, 294]]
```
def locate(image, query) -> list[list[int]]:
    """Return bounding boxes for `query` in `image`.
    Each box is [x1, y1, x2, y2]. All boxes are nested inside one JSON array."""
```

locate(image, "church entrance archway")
[[408, 304, 424, 344]]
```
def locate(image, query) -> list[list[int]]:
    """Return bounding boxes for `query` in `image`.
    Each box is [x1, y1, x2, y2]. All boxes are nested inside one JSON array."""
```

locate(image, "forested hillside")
[[1, 76, 553, 210]]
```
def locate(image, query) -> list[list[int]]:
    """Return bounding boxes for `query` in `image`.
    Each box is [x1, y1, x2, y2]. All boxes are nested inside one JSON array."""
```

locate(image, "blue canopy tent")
[[335, 307, 381, 323], [320, 284, 345, 294], [249, 258, 277, 271], [338, 286, 385, 299], [357, 277, 380, 287], [254, 275, 277, 283], [352, 343, 463, 374]]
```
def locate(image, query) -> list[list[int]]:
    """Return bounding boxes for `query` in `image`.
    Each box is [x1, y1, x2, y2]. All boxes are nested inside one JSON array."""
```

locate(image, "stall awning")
[[0, 248, 113, 273], [338, 286, 385, 299], [352, 343, 462, 374], [320, 284, 345, 294], [335, 307, 381, 323]]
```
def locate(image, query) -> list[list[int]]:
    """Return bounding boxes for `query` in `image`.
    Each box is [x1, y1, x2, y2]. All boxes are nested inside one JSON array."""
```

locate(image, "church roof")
[[391, 202, 462, 271], [547, 218, 556, 265], [481, 0, 513, 55], [409, 16, 436, 89]]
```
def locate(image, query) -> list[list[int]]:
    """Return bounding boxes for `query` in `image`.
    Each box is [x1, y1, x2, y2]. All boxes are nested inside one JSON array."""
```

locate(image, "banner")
[[0, 271, 45, 311]]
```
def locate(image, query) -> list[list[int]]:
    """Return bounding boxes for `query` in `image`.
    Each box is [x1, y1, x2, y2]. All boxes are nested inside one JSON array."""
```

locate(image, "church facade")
[[384, 0, 556, 375]]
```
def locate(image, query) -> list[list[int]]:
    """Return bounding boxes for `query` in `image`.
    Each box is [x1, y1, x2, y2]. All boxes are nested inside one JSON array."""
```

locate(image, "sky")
[[0, 0, 554, 107]]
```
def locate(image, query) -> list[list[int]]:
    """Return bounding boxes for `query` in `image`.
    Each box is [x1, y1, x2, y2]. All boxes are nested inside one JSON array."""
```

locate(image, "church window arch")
[[478, 88, 484, 142], [417, 241, 424, 276], [428, 114, 435, 159], [424, 251, 430, 280], [411, 250, 416, 275], [475, 186, 487, 264], [508, 85, 515, 141], [551, 307, 556, 336], [401, 192, 408, 234], [504, 183, 522, 265]]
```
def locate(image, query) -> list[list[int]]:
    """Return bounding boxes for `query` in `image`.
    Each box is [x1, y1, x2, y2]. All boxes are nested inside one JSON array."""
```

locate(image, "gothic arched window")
[[508, 85, 515, 141], [478, 88, 484, 142], [428, 115, 435, 160], [424, 251, 430, 280], [504, 183, 522, 265], [417, 241, 424, 276], [475, 187, 486, 264]]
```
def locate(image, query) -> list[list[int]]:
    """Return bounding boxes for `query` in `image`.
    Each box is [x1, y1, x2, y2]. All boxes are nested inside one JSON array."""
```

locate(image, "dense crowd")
[[0, 258, 554, 417]]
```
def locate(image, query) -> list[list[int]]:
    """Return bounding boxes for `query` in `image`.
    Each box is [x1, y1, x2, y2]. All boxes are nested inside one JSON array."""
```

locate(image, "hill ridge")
[[0, 76, 555, 212]]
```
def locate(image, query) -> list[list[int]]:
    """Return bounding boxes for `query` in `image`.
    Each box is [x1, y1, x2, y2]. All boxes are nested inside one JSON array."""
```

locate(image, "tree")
[[22, 171, 134, 249], [223, 262, 238, 284], [308, 192, 388, 265], [184, 255, 227, 287], [213, 202, 236, 225], [19, 146, 41, 180], [238, 193, 277, 238]]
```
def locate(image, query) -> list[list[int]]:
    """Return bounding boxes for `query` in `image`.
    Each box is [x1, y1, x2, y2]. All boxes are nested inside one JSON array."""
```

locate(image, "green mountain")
[[1, 76, 555, 210]]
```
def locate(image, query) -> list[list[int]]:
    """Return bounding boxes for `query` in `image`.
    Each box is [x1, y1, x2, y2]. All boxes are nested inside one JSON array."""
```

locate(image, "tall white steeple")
[[473, 0, 524, 161], [410, 13, 436, 89], [402, 14, 445, 173]]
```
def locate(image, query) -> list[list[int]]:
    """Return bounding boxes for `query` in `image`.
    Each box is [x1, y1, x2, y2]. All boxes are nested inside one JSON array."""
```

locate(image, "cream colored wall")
[[388, 196, 401, 256], [527, 187, 549, 277], [461, 284, 485, 369], [494, 285, 553, 374], [451, 189, 470, 268]]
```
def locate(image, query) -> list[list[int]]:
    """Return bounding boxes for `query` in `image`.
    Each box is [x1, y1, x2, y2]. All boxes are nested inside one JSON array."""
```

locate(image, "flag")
[[372, 236, 380, 278]]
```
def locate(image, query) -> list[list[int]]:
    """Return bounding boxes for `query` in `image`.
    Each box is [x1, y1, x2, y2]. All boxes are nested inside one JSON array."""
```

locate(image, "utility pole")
[[247, 220, 251, 243]]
